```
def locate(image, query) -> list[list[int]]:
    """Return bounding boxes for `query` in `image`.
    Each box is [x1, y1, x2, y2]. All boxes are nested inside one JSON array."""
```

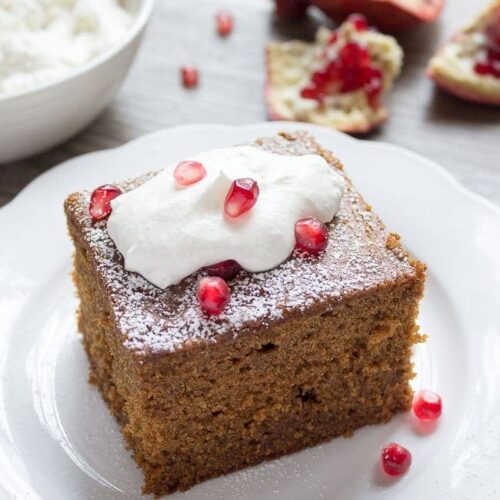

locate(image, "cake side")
[[65, 131, 426, 496], [70, 226, 424, 495]]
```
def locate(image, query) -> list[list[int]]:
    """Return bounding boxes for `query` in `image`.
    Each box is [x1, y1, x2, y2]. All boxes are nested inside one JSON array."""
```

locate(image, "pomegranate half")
[[265, 17, 403, 133], [427, 0, 500, 106]]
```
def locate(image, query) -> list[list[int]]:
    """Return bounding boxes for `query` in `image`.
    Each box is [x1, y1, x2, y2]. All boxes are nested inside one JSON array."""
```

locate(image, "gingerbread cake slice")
[[64, 131, 426, 497]]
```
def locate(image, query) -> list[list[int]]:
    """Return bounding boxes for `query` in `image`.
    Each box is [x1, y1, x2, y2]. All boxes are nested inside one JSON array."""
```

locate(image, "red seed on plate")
[[294, 217, 329, 254], [181, 65, 199, 88], [204, 260, 241, 280], [224, 178, 260, 218], [174, 160, 206, 186], [413, 389, 442, 421], [196, 276, 231, 315], [380, 442, 412, 477], [89, 185, 122, 222], [347, 13, 369, 32], [215, 10, 234, 36]]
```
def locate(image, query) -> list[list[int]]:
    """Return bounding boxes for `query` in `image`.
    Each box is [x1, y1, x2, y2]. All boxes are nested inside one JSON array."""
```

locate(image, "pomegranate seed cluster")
[[300, 14, 383, 107], [474, 16, 500, 78]]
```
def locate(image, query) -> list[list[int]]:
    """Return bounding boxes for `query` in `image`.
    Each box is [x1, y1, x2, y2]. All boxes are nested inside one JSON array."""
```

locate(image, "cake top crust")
[[65, 132, 421, 358]]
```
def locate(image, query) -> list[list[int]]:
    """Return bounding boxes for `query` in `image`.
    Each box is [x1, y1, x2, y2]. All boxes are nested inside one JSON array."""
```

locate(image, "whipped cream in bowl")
[[107, 146, 345, 289], [0, 0, 134, 98], [0, 0, 154, 163]]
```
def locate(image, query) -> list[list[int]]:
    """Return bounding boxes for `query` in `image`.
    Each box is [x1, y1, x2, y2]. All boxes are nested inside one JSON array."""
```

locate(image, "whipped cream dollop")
[[107, 146, 345, 289]]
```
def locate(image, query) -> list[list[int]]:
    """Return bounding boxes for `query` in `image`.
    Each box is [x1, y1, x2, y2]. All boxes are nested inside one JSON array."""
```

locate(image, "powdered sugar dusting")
[[65, 132, 417, 357]]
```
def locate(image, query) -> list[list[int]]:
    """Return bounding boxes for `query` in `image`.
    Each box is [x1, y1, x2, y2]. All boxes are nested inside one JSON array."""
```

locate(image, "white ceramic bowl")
[[0, 0, 155, 164]]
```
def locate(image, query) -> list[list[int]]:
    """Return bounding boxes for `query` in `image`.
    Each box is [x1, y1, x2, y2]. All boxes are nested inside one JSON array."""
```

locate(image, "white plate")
[[1, 122, 500, 500]]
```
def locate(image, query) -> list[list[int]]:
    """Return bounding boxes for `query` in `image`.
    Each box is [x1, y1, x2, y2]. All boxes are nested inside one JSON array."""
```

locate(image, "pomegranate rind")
[[265, 25, 402, 134], [274, 0, 310, 20], [427, 0, 500, 106], [306, 0, 445, 32], [427, 67, 500, 105]]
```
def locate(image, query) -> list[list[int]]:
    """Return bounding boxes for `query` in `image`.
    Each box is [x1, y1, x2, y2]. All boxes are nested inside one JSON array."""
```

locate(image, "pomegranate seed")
[[204, 260, 241, 280], [486, 48, 500, 77], [224, 178, 260, 218], [380, 443, 412, 477], [215, 10, 234, 37], [174, 160, 206, 186], [181, 65, 199, 88], [476, 19, 500, 79], [328, 31, 339, 45], [274, 0, 309, 20], [340, 41, 370, 69], [413, 390, 442, 421], [196, 277, 231, 315], [364, 66, 383, 105], [485, 19, 500, 49], [488, 48, 500, 61], [89, 185, 122, 222], [475, 60, 492, 76], [300, 85, 320, 99], [312, 69, 330, 86], [347, 13, 369, 32], [294, 218, 329, 254]]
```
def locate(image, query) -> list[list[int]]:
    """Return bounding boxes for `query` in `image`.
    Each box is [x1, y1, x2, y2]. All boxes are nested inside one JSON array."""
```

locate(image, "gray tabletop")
[[0, 0, 499, 208]]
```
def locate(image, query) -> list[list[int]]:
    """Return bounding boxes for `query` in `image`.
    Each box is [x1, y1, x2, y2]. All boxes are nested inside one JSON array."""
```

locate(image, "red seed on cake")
[[89, 185, 122, 222], [204, 260, 241, 280], [294, 217, 329, 254], [196, 277, 231, 315], [380, 442, 412, 477], [215, 10, 234, 37], [347, 13, 369, 32], [174, 160, 206, 186], [413, 389, 442, 421], [181, 65, 199, 88], [224, 178, 260, 218]]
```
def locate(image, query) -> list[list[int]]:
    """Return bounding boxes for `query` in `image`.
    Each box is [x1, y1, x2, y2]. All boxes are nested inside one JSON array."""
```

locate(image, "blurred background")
[[0, 0, 498, 208]]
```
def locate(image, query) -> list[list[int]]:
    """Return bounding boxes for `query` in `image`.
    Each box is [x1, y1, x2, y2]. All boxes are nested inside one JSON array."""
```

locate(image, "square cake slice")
[[65, 132, 426, 496]]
